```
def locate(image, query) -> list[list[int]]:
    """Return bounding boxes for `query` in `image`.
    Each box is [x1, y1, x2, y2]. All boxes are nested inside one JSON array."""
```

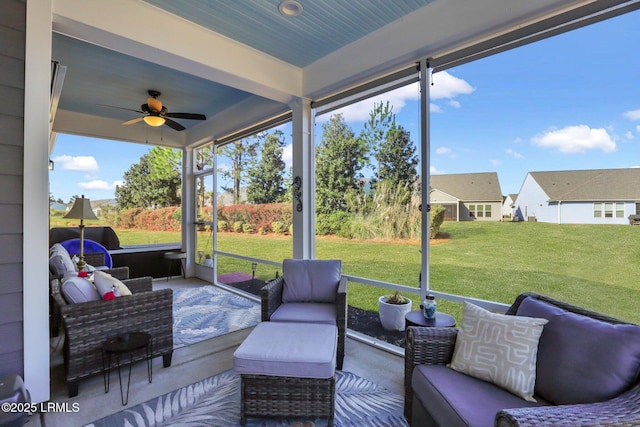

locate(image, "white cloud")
[[625, 131, 634, 140], [435, 147, 451, 155], [531, 125, 616, 154], [430, 103, 443, 113], [78, 180, 122, 191], [490, 159, 501, 166], [623, 109, 640, 120], [447, 100, 461, 108], [506, 148, 524, 159], [320, 71, 473, 122], [430, 165, 445, 174], [431, 71, 475, 99], [637, 125, 640, 133], [53, 155, 99, 172], [282, 143, 293, 168]]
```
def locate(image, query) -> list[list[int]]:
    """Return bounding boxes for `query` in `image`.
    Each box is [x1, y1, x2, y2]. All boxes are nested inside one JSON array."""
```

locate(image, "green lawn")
[[54, 219, 640, 324]]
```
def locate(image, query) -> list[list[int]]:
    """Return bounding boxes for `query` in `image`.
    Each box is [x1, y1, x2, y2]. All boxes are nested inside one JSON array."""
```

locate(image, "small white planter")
[[378, 296, 412, 331]]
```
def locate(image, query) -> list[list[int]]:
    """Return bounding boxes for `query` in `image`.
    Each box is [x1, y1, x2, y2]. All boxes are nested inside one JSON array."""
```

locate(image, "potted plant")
[[378, 291, 412, 331]]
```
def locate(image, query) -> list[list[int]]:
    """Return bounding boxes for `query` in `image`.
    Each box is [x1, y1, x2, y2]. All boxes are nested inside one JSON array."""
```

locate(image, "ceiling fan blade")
[[165, 112, 206, 120], [98, 104, 145, 114], [122, 117, 144, 126], [164, 118, 186, 131]]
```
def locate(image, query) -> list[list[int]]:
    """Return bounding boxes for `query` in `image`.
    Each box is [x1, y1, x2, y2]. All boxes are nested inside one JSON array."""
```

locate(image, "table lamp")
[[64, 194, 97, 271]]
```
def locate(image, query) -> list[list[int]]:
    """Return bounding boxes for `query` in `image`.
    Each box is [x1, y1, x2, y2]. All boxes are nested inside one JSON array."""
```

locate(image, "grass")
[[52, 218, 640, 324]]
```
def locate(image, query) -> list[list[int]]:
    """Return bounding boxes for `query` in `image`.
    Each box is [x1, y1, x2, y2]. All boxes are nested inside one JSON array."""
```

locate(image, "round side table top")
[[104, 332, 151, 354], [405, 311, 456, 328]]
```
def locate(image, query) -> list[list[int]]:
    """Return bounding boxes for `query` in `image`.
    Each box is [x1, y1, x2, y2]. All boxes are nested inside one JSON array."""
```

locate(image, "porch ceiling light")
[[143, 115, 166, 127], [278, 0, 303, 17]]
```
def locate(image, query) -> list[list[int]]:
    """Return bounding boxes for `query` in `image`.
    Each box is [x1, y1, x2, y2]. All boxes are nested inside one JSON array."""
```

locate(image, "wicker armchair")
[[261, 259, 347, 370], [51, 275, 174, 397], [404, 292, 640, 427], [49, 251, 129, 338]]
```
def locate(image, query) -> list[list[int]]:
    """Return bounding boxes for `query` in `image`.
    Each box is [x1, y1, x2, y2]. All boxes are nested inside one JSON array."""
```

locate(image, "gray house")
[[430, 172, 503, 221], [515, 168, 640, 224]]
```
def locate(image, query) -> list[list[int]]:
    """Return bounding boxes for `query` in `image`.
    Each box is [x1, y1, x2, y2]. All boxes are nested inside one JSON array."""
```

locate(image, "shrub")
[[233, 221, 244, 232], [242, 223, 256, 233], [271, 221, 287, 234], [217, 220, 229, 231], [316, 211, 352, 236], [258, 227, 267, 235], [430, 204, 445, 238]]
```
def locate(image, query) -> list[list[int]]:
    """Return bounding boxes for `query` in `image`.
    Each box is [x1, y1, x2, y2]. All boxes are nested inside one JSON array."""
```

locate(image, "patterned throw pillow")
[[449, 302, 548, 402]]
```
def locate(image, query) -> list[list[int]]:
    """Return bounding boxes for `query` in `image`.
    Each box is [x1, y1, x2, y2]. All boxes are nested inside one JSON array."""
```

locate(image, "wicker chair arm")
[[495, 382, 640, 427], [83, 252, 105, 268], [406, 326, 458, 366], [260, 276, 284, 321], [102, 266, 129, 280], [336, 276, 347, 325], [122, 276, 153, 293]]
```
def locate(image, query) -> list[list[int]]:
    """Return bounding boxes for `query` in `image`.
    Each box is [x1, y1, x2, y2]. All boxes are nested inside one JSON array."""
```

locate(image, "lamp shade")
[[64, 195, 97, 220]]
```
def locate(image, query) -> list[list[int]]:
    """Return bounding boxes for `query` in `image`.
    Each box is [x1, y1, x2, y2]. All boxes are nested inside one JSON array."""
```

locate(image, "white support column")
[[420, 59, 432, 300], [183, 147, 194, 276], [290, 98, 315, 259], [24, 0, 52, 403]]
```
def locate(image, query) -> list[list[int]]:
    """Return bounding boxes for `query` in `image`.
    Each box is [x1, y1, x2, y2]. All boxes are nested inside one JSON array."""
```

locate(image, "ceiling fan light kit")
[[99, 89, 206, 131], [143, 115, 165, 127]]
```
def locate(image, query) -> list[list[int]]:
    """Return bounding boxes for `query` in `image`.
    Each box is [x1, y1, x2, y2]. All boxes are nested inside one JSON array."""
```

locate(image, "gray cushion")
[[412, 365, 546, 427], [516, 297, 640, 404], [282, 259, 341, 303], [49, 243, 76, 273], [270, 302, 337, 325], [234, 322, 337, 378], [49, 255, 69, 276], [61, 276, 101, 304]]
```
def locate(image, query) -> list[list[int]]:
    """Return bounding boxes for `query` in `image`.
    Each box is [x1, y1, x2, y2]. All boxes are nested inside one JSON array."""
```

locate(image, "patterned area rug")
[[173, 286, 260, 349], [86, 370, 408, 427]]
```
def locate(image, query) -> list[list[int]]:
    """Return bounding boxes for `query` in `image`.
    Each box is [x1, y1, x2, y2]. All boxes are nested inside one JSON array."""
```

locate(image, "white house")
[[502, 194, 518, 219], [515, 169, 640, 224]]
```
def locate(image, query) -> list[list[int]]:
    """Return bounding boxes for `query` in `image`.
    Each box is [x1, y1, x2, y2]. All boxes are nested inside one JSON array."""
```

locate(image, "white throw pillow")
[[93, 270, 132, 296], [448, 302, 548, 402], [49, 243, 77, 273]]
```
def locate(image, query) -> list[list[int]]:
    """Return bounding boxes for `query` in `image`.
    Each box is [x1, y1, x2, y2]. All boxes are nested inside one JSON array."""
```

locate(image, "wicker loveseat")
[[405, 292, 640, 427], [51, 275, 174, 397]]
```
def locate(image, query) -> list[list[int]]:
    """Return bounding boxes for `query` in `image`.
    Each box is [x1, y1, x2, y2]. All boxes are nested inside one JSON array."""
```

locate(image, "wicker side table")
[[234, 322, 337, 426]]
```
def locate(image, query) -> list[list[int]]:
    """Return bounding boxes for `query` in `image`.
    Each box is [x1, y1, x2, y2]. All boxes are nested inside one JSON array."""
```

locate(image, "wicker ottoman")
[[234, 322, 338, 426]]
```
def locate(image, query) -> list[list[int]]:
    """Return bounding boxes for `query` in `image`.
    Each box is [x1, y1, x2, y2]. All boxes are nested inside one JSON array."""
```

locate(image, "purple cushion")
[[282, 259, 341, 303], [517, 297, 640, 404], [412, 365, 546, 427]]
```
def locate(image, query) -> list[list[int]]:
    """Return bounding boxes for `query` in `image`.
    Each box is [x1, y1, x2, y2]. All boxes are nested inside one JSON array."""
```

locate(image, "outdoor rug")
[[173, 286, 260, 349], [86, 370, 408, 427]]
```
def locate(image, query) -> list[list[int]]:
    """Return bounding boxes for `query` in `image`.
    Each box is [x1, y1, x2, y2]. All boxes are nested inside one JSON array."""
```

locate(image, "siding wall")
[[0, 0, 25, 377]]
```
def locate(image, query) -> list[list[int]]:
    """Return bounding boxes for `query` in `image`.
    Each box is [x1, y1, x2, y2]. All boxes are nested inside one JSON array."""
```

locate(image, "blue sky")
[[50, 10, 640, 203]]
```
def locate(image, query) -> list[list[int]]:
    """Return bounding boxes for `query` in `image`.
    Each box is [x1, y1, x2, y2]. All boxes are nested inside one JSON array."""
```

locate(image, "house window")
[[594, 202, 624, 218], [469, 204, 491, 218]]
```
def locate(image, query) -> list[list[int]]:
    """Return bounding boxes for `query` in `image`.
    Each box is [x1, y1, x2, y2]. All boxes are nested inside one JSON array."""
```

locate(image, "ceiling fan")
[[100, 90, 206, 131]]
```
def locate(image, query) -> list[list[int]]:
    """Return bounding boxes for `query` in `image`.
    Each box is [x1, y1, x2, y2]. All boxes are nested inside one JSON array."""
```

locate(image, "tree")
[[377, 123, 418, 188], [316, 114, 369, 214], [115, 151, 181, 209], [361, 101, 395, 184], [247, 131, 287, 204], [219, 138, 258, 204]]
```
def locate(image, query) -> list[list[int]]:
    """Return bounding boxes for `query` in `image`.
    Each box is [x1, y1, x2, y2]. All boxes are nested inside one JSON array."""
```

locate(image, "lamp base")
[[76, 258, 87, 272]]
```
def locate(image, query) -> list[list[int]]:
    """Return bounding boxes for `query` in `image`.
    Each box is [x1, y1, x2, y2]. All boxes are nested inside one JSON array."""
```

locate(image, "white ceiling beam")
[[52, 0, 302, 105]]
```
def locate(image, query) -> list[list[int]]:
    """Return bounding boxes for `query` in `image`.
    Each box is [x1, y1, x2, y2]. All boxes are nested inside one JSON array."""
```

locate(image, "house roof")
[[431, 172, 503, 201], [529, 168, 640, 202]]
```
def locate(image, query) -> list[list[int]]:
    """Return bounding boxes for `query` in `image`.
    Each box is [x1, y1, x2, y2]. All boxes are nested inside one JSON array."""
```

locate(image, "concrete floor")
[[28, 277, 405, 427]]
